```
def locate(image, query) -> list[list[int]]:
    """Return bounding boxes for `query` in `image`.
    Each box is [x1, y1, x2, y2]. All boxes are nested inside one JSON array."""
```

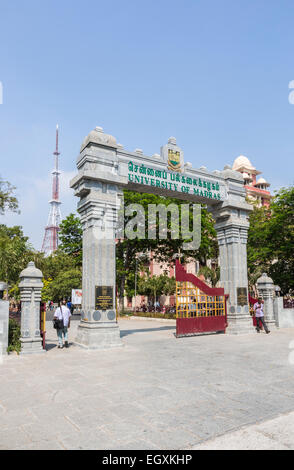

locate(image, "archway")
[[70, 127, 253, 349]]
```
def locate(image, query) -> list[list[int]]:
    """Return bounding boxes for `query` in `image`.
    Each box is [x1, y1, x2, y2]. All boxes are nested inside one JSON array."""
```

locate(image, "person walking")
[[253, 297, 270, 334], [54, 300, 72, 348]]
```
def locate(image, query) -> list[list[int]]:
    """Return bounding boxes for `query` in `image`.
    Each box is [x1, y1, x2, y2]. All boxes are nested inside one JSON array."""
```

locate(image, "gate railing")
[[175, 260, 228, 336]]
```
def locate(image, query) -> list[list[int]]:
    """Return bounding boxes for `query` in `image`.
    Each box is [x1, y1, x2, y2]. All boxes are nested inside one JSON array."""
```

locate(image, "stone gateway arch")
[[70, 127, 253, 349]]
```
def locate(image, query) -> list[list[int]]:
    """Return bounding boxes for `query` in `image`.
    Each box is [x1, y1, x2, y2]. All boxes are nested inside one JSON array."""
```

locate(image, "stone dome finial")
[[80, 127, 118, 152], [232, 155, 255, 171], [19, 261, 43, 279], [168, 137, 177, 145], [255, 177, 270, 187]]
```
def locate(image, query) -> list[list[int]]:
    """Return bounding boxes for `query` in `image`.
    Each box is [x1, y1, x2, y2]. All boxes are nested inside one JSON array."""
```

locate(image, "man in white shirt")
[[54, 300, 72, 348], [253, 297, 270, 334]]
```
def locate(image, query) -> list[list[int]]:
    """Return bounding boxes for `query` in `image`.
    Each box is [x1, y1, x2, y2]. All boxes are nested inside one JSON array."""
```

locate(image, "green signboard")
[[128, 161, 222, 201]]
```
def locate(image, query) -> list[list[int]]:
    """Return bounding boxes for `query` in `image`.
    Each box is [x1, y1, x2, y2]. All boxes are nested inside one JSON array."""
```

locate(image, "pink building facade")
[[232, 155, 271, 207]]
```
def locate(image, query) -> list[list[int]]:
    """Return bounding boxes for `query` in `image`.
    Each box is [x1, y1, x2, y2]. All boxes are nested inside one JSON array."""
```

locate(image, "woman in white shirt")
[[54, 300, 72, 348]]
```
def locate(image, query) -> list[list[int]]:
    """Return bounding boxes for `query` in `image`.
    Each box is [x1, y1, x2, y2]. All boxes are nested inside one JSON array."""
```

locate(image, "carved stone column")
[[212, 167, 254, 334], [19, 262, 45, 354], [71, 128, 123, 349], [257, 273, 277, 330]]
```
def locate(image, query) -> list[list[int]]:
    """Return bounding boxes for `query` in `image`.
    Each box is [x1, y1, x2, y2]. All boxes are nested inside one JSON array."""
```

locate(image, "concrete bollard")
[[19, 262, 45, 354]]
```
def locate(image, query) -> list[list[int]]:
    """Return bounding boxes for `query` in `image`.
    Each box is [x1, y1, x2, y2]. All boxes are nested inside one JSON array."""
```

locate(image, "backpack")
[[53, 307, 64, 330]]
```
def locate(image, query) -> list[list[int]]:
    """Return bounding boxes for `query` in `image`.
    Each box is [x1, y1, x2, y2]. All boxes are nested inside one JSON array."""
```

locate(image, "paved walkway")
[[190, 410, 294, 450], [0, 318, 294, 450]]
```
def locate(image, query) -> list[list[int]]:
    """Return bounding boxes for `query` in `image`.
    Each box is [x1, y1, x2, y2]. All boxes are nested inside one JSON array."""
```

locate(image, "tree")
[[0, 225, 33, 285], [138, 274, 176, 304], [267, 186, 294, 294], [59, 213, 83, 266], [116, 190, 218, 311], [247, 186, 294, 294], [42, 268, 82, 302], [247, 204, 272, 289], [0, 177, 19, 215], [198, 265, 220, 287], [40, 250, 78, 281]]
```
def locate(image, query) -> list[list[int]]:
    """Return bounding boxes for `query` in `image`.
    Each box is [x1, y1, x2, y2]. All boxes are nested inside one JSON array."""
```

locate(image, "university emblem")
[[168, 149, 181, 172]]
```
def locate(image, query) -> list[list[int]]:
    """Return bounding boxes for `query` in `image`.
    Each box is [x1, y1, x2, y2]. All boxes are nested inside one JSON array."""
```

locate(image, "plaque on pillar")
[[95, 286, 114, 310], [237, 288, 248, 306]]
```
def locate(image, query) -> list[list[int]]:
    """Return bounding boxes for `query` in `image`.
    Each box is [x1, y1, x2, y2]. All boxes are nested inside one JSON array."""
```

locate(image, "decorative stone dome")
[[255, 177, 270, 187], [19, 261, 43, 279], [168, 136, 177, 145], [232, 155, 255, 171], [80, 127, 118, 152]]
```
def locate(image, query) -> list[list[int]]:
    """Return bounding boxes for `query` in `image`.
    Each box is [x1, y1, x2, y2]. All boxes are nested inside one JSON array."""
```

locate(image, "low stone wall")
[[274, 298, 294, 328]]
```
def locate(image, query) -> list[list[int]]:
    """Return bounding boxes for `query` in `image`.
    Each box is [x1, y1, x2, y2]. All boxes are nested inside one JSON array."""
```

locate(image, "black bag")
[[53, 307, 64, 330]]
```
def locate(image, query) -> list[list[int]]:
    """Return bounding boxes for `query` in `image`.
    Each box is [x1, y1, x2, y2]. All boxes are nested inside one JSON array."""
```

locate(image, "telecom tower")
[[41, 125, 62, 256]]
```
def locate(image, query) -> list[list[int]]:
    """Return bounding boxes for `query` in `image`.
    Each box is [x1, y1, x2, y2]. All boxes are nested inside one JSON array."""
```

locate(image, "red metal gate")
[[175, 260, 228, 337]]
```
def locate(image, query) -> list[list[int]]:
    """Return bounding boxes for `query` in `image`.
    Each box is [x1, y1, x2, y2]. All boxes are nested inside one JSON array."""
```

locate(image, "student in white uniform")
[[54, 300, 72, 348]]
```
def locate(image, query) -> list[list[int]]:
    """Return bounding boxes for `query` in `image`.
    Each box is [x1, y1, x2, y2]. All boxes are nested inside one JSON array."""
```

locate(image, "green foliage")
[[267, 186, 294, 294], [41, 278, 53, 302], [7, 319, 21, 354], [8, 284, 20, 301], [197, 265, 220, 287], [247, 205, 272, 287], [117, 190, 217, 310], [0, 177, 19, 215], [0, 216, 83, 303], [43, 268, 82, 302], [129, 311, 176, 320], [137, 274, 176, 301], [247, 186, 294, 294], [59, 213, 83, 266], [40, 250, 77, 280], [0, 225, 33, 285]]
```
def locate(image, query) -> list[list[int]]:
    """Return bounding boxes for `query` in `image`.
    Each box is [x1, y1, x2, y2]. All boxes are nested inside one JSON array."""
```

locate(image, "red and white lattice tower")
[[41, 125, 62, 256]]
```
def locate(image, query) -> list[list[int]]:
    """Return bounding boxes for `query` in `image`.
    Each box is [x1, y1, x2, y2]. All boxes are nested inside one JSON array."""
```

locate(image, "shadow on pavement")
[[120, 326, 176, 337]]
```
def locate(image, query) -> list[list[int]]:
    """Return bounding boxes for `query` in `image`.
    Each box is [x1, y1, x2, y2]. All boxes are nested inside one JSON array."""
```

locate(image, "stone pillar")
[[257, 273, 277, 330], [74, 184, 122, 349], [212, 166, 254, 334], [0, 282, 9, 357], [19, 262, 45, 354], [71, 127, 124, 349]]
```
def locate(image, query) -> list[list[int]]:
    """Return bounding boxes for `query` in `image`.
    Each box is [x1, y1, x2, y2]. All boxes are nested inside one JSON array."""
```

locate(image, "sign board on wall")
[[127, 161, 223, 201], [72, 289, 82, 305]]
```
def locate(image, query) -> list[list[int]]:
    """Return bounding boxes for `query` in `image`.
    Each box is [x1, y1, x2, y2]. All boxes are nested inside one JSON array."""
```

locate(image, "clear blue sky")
[[1, 0, 293, 249]]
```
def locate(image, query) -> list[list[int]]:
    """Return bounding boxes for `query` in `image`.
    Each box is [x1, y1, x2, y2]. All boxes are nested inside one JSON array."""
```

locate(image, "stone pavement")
[[190, 410, 294, 450], [0, 317, 294, 450]]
